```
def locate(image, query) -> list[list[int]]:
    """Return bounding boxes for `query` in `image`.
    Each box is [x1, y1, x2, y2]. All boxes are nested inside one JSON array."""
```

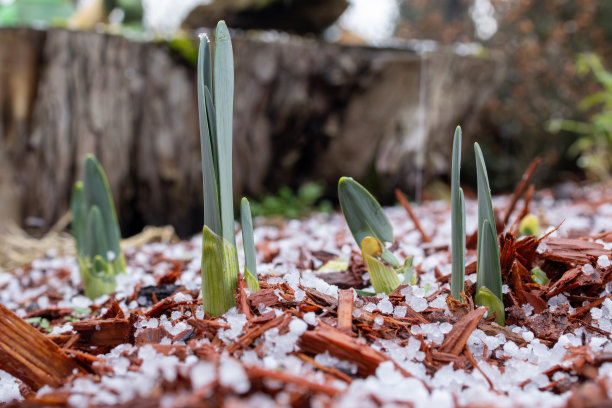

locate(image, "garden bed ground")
[[1, 182, 612, 407]]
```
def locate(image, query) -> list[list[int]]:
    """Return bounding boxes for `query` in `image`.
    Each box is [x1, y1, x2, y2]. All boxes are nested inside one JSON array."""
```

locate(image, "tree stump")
[[0, 27, 498, 236]]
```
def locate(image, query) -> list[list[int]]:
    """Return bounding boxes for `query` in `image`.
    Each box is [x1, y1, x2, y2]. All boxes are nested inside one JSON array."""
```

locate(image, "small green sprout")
[[241, 198, 260, 292], [26, 317, 51, 332], [198, 22, 260, 316], [401, 255, 416, 285], [360, 237, 401, 294], [338, 177, 410, 294], [519, 214, 541, 237], [474, 143, 505, 326], [450, 126, 466, 301], [531, 267, 549, 286], [71, 155, 126, 300], [474, 286, 505, 326], [338, 177, 400, 267]]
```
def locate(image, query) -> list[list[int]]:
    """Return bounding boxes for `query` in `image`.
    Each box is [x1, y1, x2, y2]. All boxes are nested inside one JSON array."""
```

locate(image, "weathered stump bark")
[[0, 27, 498, 236]]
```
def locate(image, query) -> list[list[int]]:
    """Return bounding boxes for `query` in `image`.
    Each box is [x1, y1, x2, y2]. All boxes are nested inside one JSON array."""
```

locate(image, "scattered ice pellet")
[[393, 305, 407, 318], [289, 318, 308, 335], [598, 255, 610, 268], [409, 297, 428, 312], [303, 312, 317, 326], [219, 359, 250, 394], [377, 297, 393, 314], [294, 289, 306, 302]]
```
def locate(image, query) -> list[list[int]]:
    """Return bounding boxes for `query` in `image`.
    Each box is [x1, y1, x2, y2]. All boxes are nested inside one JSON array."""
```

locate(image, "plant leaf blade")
[[240, 197, 259, 292], [214, 20, 235, 245], [451, 126, 465, 300], [197, 35, 222, 236], [474, 286, 505, 326], [201, 225, 239, 316]]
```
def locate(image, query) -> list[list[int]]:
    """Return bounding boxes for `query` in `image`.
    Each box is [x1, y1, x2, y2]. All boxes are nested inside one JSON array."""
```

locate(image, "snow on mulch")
[[1, 185, 612, 407]]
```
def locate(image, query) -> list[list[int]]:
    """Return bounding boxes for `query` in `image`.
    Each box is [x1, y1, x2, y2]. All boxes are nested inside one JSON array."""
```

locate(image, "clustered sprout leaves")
[[338, 177, 412, 294], [450, 127, 505, 326], [197, 21, 259, 317], [71, 154, 126, 300], [338, 126, 507, 326]]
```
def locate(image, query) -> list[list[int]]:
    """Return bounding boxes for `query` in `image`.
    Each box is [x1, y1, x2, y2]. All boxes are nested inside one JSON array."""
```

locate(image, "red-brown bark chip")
[[439, 308, 487, 355], [0, 303, 82, 390], [337, 289, 354, 333], [299, 323, 390, 377]]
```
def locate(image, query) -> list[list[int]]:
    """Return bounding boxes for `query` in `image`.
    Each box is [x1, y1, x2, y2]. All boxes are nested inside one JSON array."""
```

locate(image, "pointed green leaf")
[[204, 85, 218, 183], [338, 177, 399, 267], [474, 143, 502, 301], [476, 219, 503, 300], [82, 155, 122, 259], [86, 206, 109, 262], [360, 236, 401, 294], [240, 197, 259, 292], [474, 143, 497, 262], [214, 21, 235, 245], [474, 286, 505, 326], [201, 225, 239, 316], [71, 181, 87, 255], [451, 126, 465, 300], [531, 267, 549, 286], [401, 255, 415, 285], [197, 35, 221, 235]]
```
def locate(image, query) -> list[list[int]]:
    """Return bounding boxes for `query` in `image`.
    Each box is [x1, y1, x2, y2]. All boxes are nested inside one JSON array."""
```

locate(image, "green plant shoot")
[[360, 237, 401, 294], [474, 143, 504, 326], [71, 154, 126, 300], [339, 177, 412, 294], [241, 198, 260, 292], [198, 21, 240, 316], [450, 126, 466, 300], [338, 177, 400, 267], [519, 214, 541, 237], [531, 267, 549, 286]]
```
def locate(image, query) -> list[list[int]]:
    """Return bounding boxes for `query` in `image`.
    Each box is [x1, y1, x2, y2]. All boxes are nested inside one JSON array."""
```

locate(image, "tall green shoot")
[[71, 155, 126, 300], [198, 22, 240, 316], [474, 143, 505, 325], [450, 126, 466, 300]]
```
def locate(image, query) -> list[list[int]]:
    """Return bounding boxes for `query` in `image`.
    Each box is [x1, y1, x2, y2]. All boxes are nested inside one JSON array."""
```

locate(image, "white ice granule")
[[51, 323, 74, 335], [303, 312, 317, 326], [363, 303, 377, 313], [393, 305, 407, 318], [0, 370, 22, 404], [597, 255, 611, 268], [374, 316, 384, 328], [173, 292, 192, 302], [503, 341, 519, 357], [409, 297, 428, 312], [289, 318, 308, 336], [377, 297, 393, 314], [190, 361, 215, 389], [294, 289, 306, 302], [218, 309, 247, 344]]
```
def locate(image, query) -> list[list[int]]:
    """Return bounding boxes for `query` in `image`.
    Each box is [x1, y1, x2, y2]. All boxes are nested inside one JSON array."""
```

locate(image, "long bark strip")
[[337, 289, 354, 333], [439, 308, 487, 355], [0, 303, 82, 390], [395, 189, 432, 243], [502, 156, 541, 227], [299, 323, 391, 377]]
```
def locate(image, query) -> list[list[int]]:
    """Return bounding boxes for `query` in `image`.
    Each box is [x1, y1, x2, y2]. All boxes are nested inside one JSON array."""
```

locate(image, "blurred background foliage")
[[1, 0, 611, 224]]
